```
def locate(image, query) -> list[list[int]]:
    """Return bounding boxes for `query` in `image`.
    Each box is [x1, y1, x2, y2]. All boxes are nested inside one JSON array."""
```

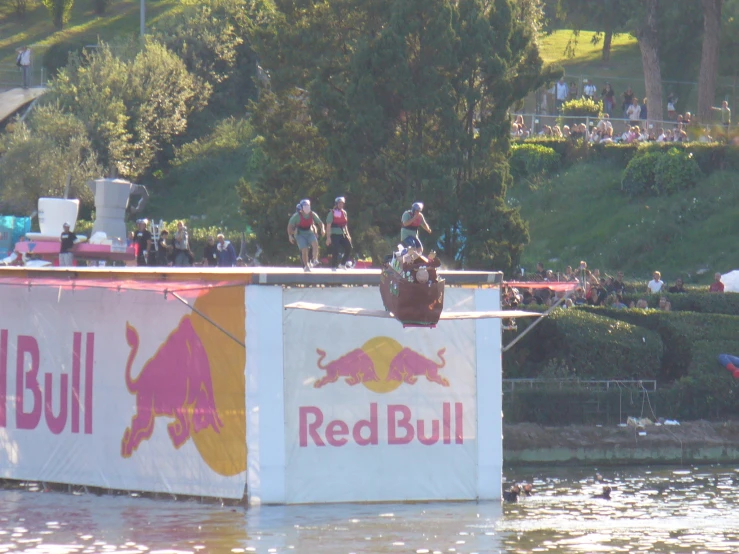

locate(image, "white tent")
[[721, 270, 739, 293]]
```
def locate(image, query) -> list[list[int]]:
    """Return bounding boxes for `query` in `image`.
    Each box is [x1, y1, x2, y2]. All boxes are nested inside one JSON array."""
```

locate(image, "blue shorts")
[[296, 232, 317, 250]]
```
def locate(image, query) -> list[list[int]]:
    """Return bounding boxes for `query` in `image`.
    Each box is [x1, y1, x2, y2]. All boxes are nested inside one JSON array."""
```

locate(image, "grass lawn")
[[0, 0, 181, 68], [510, 162, 739, 284], [536, 30, 645, 99]]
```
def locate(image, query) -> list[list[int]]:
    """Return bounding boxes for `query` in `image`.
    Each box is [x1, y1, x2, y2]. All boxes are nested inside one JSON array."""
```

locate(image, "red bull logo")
[[121, 287, 247, 477], [303, 338, 463, 447], [314, 337, 448, 392]]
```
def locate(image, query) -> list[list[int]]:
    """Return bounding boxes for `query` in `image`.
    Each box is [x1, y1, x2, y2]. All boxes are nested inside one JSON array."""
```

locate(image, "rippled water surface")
[[1, 466, 738, 553]]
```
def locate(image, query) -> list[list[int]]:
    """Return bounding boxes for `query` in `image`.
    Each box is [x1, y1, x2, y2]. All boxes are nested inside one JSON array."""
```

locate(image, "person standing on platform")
[[288, 199, 325, 272], [156, 229, 171, 266], [401, 202, 431, 251], [173, 220, 191, 267], [134, 219, 152, 267], [326, 196, 353, 270], [203, 235, 219, 266], [16, 46, 31, 89], [59, 222, 77, 267], [216, 234, 237, 267]]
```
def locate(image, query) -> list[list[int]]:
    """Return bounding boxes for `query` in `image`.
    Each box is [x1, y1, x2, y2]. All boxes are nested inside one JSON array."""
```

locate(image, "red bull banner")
[[280, 287, 480, 503], [0, 284, 246, 499]]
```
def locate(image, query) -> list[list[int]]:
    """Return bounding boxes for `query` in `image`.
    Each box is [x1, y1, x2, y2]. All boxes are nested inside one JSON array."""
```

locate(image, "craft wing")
[[285, 302, 540, 321], [284, 301, 393, 318], [438, 310, 541, 320]]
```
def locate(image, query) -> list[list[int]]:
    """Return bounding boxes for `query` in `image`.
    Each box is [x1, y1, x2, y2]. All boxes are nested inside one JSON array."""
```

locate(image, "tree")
[[633, 0, 663, 122], [153, 0, 271, 125], [42, 0, 74, 29], [244, 0, 555, 271], [698, 0, 723, 121], [50, 41, 209, 178], [0, 104, 98, 213]]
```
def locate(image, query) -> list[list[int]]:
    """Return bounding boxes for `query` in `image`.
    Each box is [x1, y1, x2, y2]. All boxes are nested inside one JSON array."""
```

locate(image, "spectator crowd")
[[502, 260, 726, 314]]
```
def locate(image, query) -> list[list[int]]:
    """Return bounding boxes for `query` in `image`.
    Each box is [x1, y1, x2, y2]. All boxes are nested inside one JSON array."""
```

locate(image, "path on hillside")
[[0, 87, 45, 124]]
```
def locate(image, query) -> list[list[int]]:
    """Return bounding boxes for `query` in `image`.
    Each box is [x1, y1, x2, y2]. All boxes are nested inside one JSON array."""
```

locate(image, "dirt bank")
[[503, 421, 739, 466]]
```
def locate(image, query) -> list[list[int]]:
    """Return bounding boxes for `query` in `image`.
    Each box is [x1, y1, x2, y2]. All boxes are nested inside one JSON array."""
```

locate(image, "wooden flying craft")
[[285, 247, 541, 328]]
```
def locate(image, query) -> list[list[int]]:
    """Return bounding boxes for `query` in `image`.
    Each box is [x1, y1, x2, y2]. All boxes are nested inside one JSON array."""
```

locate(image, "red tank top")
[[297, 212, 313, 229], [331, 209, 347, 227]]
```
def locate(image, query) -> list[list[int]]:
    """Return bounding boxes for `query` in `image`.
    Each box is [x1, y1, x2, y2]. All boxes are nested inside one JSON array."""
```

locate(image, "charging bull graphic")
[[121, 318, 223, 457], [314, 337, 449, 392], [386, 347, 448, 387], [314, 348, 380, 388]]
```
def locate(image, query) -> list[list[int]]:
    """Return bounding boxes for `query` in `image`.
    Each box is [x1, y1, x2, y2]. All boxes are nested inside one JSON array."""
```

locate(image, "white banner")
[[0, 284, 246, 499], [282, 287, 478, 503]]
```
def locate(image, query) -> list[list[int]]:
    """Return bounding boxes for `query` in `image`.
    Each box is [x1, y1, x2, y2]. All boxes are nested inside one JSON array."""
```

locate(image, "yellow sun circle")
[[361, 336, 404, 394], [189, 287, 246, 477]]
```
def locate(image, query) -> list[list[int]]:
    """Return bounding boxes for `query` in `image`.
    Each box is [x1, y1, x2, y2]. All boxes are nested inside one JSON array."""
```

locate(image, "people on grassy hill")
[[709, 272, 725, 293], [668, 278, 686, 293], [647, 271, 665, 294]]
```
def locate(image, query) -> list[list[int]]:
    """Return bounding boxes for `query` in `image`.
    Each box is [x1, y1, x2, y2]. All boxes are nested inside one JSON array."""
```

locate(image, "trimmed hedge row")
[[503, 308, 663, 381], [502, 305, 739, 422], [517, 139, 739, 174], [621, 291, 739, 317]]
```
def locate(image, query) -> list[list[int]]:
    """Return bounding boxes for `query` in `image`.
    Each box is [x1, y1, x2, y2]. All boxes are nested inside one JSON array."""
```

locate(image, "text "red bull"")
[[299, 402, 464, 447]]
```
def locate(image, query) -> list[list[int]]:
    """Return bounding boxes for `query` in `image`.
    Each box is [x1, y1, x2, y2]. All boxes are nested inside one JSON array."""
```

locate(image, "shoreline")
[[503, 421, 739, 466]]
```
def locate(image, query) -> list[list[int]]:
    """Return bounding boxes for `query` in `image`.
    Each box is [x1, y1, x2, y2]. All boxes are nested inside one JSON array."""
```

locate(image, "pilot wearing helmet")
[[287, 199, 325, 272], [400, 202, 431, 251], [325, 196, 353, 270]]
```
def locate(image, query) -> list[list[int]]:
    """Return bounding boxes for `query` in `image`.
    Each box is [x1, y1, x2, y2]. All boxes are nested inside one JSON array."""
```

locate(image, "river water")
[[1, 465, 738, 554]]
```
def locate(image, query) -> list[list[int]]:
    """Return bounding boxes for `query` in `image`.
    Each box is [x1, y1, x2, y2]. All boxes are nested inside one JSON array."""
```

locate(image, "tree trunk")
[[698, 0, 722, 121], [602, 26, 613, 62], [636, 0, 663, 124]]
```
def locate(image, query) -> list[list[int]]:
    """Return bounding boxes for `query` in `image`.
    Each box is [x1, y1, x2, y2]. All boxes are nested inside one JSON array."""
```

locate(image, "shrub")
[[559, 97, 603, 119], [621, 151, 660, 196], [510, 143, 560, 180], [653, 148, 702, 194], [621, 149, 702, 196], [503, 308, 662, 380]]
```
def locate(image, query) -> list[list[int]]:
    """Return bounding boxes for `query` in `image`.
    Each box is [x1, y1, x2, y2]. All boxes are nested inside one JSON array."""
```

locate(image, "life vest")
[[331, 208, 347, 227], [297, 212, 314, 230], [403, 210, 419, 230]]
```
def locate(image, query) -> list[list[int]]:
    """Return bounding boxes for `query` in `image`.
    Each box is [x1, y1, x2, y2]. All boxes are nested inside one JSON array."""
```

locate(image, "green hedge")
[[622, 148, 702, 197], [509, 143, 560, 179], [503, 305, 739, 421], [518, 139, 739, 175], [503, 308, 662, 380], [620, 291, 739, 316]]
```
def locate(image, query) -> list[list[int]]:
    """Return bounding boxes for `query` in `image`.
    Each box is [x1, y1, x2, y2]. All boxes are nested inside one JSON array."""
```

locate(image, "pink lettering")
[[417, 419, 440, 445], [84, 333, 94, 434], [0, 330, 7, 428], [298, 403, 465, 447], [44, 373, 68, 435], [352, 403, 378, 445], [388, 405, 414, 445], [326, 420, 349, 446], [300, 406, 325, 446], [455, 402, 463, 444], [16, 336, 42, 430], [71, 332, 81, 433]]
